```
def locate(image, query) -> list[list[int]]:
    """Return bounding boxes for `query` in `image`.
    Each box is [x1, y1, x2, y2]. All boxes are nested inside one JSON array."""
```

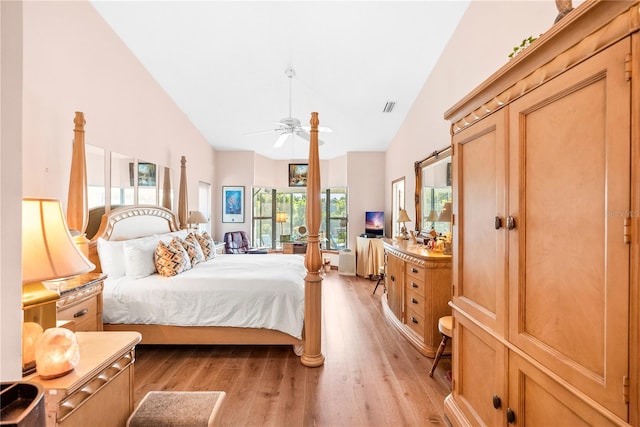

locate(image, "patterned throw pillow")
[[154, 238, 191, 277], [195, 231, 216, 260], [182, 233, 205, 266]]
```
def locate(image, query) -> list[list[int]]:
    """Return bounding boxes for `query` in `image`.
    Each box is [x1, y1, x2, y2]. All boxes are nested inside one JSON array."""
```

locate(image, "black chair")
[[223, 231, 268, 254]]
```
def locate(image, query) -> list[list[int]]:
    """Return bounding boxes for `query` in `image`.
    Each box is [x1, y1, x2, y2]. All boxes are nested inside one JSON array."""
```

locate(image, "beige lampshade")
[[397, 209, 411, 223], [276, 212, 288, 223], [187, 210, 208, 224], [438, 202, 453, 222], [426, 210, 439, 222], [22, 198, 95, 284]]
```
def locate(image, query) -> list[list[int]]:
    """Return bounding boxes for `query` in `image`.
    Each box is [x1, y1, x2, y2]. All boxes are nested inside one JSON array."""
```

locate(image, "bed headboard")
[[88, 205, 179, 272]]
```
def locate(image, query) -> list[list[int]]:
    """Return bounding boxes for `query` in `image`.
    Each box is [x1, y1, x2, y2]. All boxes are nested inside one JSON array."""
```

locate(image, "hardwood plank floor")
[[132, 270, 452, 426]]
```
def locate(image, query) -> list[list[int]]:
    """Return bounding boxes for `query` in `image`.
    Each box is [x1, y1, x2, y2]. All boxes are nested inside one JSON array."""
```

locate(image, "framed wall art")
[[129, 162, 157, 187], [288, 163, 308, 187], [222, 186, 244, 223]]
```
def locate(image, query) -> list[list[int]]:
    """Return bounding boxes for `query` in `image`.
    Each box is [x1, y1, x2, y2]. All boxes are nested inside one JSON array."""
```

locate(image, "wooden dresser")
[[382, 239, 452, 357], [56, 273, 105, 332], [26, 331, 141, 427], [444, 2, 639, 425]]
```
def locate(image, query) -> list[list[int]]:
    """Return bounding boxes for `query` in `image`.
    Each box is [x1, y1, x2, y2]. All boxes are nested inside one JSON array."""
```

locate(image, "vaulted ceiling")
[[91, 1, 469, 160]]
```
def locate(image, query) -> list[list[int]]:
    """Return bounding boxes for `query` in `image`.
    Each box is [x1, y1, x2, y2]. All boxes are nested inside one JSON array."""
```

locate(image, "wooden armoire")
[[444, 2, 639, 426]]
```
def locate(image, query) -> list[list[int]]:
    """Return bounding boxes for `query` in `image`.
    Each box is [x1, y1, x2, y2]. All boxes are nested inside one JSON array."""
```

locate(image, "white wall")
[[22, 1, 215, 212], [385, 0, 565, 233], [347, 152, 385, 249], [0, 1, 24, 381]]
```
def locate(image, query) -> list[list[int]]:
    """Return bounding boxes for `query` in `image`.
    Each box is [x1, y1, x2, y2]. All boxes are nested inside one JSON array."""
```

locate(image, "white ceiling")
[[91, 1, 469, 160]]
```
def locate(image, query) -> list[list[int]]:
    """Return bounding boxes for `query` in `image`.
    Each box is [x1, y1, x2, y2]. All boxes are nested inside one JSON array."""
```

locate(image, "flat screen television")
[[365, 211, 384, 237]]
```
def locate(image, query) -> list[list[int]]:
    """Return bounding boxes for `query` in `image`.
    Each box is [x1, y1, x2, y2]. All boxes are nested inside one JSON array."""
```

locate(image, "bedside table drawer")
[[57, 296, 98, 331]]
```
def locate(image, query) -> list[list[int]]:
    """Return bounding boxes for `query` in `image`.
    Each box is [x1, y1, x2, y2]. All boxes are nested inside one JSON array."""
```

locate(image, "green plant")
[[509, 35, 539, 59]]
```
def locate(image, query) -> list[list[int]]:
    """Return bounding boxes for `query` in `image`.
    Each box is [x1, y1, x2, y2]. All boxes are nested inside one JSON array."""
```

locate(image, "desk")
[[283, 242, 307, 254], [356, 237, 384, 277]]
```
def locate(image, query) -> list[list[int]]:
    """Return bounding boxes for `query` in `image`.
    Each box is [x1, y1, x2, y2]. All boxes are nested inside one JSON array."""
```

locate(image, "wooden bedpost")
[[178, 156, 188, 229], [67, 112, 90, 257], [302, 112, 325, 367], [67, 112, 88, 233]]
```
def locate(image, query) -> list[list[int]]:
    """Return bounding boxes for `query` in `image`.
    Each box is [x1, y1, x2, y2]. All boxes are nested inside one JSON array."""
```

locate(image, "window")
[[252, 187, 348, 250]]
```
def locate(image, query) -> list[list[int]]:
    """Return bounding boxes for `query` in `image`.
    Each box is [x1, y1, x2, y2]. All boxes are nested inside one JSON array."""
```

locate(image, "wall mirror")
[[415, 146, 452, 238], [86, 144, 105, 209], [110, 151, 134, 207]]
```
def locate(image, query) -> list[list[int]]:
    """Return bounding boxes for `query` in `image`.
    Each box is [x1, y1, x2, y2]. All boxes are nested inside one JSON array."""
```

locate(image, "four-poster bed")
[[70, 112, 324, 367]]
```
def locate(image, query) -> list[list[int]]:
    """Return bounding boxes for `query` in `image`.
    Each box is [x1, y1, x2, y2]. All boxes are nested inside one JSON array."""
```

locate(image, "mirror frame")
[[414, 146, 452, 238]]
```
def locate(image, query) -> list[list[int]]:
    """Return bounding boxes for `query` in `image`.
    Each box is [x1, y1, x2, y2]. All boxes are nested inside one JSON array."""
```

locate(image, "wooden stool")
[[429, 316, 452, 377], [127, 391, 226, 427], [372, 265, 386, 294]]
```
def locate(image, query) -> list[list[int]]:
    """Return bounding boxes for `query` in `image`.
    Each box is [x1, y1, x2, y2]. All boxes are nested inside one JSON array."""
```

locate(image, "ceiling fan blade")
[[245, 128, 281, 136], [295, 130, 310, 141], [301, 125, 332, 133], [273, 133, 290, 148], [296, 130, 325, 146]]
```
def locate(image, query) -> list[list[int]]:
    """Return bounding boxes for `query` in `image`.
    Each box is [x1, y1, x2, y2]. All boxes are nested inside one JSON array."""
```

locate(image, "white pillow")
[[123, 235, 161, 279], [96, 238, 126, 279], [156, 229, 188, 243]]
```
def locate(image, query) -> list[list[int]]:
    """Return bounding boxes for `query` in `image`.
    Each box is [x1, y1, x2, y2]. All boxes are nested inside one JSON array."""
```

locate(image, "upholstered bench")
[[127, 391, 226, 427]]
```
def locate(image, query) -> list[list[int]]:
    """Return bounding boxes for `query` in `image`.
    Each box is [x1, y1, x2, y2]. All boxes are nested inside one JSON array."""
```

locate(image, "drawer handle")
[[411, 267, 418, 273], [73, 308, 88, 318], [411, 297, 418, 304], [410, 316, 419, 324], [411, 282, 418, 288]]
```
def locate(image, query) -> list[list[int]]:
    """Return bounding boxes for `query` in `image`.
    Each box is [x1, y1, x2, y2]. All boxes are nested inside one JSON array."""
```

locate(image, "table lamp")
[[276, 212, 288, 241], [397, 209, 412, 240], [22, 198, 95, 376], [187, 210, 208, 232]]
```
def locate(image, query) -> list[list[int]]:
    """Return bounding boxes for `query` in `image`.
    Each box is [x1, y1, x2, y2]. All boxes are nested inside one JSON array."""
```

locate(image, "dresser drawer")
[[405, 275, 425, 297], [57, 295, 98, 331], [406, 288, 425, 312], [406, 262, 425, 280], [405, 307, 425, 340]]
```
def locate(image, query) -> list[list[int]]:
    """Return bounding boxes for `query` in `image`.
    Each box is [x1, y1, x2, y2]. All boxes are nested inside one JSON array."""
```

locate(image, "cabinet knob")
[[494, 216, 503, 229], [390, 275, 395, 282], [411, 297, 418, 304], [506, 408, 516, 424], [73, 308, 88, 318], [411, 267, 418, 273], [410, 316, 419, 324], [411, 282, 418, 288], [507, 216, 516, 230], [492, 395, 501, 409]]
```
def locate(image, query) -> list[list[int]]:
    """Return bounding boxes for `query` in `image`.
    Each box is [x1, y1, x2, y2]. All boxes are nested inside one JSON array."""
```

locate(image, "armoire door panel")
[[508, 39, 630, 419], [508, 353, 621, 427], [451, 313, 506, 427], [452, 110, 507, 336]]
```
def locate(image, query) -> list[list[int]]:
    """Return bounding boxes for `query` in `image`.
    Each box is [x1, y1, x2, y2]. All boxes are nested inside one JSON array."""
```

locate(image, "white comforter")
[[102, 254, 307, 339]]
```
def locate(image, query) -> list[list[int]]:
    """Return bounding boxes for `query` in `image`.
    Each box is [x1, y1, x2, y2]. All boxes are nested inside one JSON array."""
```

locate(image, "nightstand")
[[56, 273, 106, 332], [26, 331, 142, 427], [214, 242, 225, 255]]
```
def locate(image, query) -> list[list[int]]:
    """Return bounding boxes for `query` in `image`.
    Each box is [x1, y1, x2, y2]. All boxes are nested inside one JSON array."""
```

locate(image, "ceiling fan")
[[247, 67, 332, 148]]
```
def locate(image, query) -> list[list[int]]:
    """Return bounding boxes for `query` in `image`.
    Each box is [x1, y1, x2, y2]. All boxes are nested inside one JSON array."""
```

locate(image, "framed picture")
[[129, 162, 157, 187], [289, 163, 308, 187], [222, 186, 244, 223]]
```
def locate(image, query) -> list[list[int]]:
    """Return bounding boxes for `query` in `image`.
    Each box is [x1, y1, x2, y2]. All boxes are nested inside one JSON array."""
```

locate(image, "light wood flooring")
[[133, 270, 452, 426]]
